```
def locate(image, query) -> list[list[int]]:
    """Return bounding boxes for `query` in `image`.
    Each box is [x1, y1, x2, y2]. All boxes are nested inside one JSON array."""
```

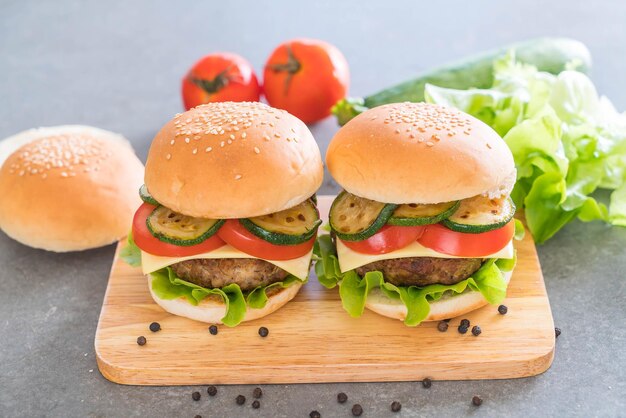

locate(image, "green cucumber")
[[146, 206, 224, 246], [329, 191, 397, 241], [333, 38, 591, 125], [240, 200, 321, 245], [442, 196, 515, 233], [139, 184, 159, 206], [388, 200, 460, 226]]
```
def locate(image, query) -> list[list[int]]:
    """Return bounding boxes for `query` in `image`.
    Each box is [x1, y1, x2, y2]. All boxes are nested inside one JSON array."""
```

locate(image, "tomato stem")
[[267, 44, 301, 95], [189, 66, 232, 95]]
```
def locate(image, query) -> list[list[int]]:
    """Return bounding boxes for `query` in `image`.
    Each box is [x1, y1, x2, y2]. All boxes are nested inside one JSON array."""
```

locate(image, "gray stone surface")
[[1, 1, 625, 417]]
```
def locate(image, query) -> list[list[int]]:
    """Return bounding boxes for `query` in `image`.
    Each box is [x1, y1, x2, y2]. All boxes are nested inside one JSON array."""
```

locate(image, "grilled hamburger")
[[123, 102, 323, 326], [317, 102, 519, 325]]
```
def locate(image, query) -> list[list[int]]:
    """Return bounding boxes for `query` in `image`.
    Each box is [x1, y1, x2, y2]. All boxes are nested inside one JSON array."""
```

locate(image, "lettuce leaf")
[[425, 53, 625, 243], [120, 234, 305, 327], [120, 233, 141, 267], [314, 235, 515, 326]]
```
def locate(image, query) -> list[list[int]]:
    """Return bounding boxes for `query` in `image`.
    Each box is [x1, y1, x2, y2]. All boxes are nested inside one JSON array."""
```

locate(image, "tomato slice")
[[132, 203, 226, 257], [418, 222, 515, 257], [217, 219, 315, 260], [340, 225, 426, 255]]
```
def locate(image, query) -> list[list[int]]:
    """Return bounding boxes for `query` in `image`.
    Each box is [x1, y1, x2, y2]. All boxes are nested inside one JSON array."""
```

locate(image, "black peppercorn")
[[149, 322, 161, 332], [351, 404, 363, 416], [437, 321, 449, 332], [192, 391, 201, 401], [136, 336, 146, 346], [460, 319, 470, 328], [309, 411, 321, 418], [498, 305, 508, 315], [458, 325, 468, 334], [337, 392, 348, 403], [258, 327, 269, 337], [422, 377, 432, 388], [472, 395, 483, 406], [253, 387, 262, 399], [236, 395, 246, 405], [194, 415, 202, 418], [444, 318, 451, 323], [472, 326, 482, 336], [207, 385, 217, 396], [252, 400, 260, 409], [209, 325, 218, 335], [391, 401, 402, 412], [555, 327, 561, 338]]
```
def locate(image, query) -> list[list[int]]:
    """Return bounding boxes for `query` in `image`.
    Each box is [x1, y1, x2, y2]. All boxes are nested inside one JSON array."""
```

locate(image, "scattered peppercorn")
[[253, 387, 262, 399], [555, 327, 561, 338], [391, 401, 402, 412], [458, 325, 468, 334], [337, 392, 348, 403], [472, 326, 482, 336], [136, 336, 146, 346], [194, 415, 202, 418], [192, 391, 201, 401], [149, 322, 161, 332], [207, 386, 217, 396], [309, 411, 321, 418], [422, 377, 432, 388], [472, 395, 483, 406], [258, 327, 269, 337], [209, 325, 218, 335], [460, 319, 470, 328], [444, 318, 451, 323], [498, 305, 508, 315], [351, 404, 363, 416], [437, 321, 449, 332], [236, 395, 246, 405], [252, 400, 260, 409]]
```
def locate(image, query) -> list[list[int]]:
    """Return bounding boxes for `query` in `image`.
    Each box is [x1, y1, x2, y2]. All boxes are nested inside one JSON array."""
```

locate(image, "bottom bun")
[[148, 276, 303, 324], [365, 270, 513, 322]]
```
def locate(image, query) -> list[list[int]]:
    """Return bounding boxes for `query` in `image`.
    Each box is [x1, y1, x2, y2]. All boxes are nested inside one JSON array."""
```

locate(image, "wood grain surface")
[[95, 196, 554, 385]]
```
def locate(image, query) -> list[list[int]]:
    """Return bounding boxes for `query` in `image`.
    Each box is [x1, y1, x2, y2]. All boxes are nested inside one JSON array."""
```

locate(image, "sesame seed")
[[230, 134, 235, 140], [166, 153, 171, 160], [206, 147, 212, 152], [170, 140, 175, 145], [185, 138, 190, 144], [395, 129, 400, 133], [192, 148, 198, 154], [426, 141, 434, 146], [254, 147, 260, 154], [235, 174, 242, 180], [242, 132, 247, 139], [61, 172, 68, 177], [263, 134, 270, 141], [220, 141, 225, 147]]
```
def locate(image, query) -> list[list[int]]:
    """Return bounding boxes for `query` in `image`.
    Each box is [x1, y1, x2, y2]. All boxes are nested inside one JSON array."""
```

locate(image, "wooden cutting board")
[[95, 196, 554, 385]]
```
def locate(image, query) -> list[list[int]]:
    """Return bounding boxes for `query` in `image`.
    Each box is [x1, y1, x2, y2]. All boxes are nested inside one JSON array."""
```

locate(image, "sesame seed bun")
[[364, 270, 513, 323], [148, 276, 302, 325], [144, 102, 323, 219], [0, 126, 144, 252], [326, 103, 516, 204]]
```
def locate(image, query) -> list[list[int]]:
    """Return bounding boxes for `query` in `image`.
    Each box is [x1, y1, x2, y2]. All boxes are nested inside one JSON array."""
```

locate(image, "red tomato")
[[217, 220, 315, 260], [263, 39, 349, 124], [418, 222, 515, 257], [340, 225, 426, 255], [181, 52, 261, 110], [132, 203, 226, 257]]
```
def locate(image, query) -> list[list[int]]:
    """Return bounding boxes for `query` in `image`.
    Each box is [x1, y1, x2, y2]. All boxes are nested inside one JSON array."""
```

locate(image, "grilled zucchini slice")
[[139, 184, 159, 206], [442, 196, 516, 233], [240, 199, 321, 245], [329, 191, 397, 241], [388, 200, 460, 226], [146, 206, 224, 246]]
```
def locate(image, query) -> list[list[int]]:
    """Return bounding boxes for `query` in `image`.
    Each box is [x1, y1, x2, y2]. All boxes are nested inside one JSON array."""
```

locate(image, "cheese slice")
[[141, 245, 313, 280], [336, 239, 514, 273]]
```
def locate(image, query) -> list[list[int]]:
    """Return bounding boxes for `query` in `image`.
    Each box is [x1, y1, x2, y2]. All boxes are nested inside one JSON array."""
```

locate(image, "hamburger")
[[0, 125, 144, 252], [122, 102, 323, 326], [316, 102, 520, 325]]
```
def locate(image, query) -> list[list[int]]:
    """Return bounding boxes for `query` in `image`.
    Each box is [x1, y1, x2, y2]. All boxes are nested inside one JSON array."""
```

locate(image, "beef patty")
[[170, 258, 289, 291], [355, 257, 483, 287]]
